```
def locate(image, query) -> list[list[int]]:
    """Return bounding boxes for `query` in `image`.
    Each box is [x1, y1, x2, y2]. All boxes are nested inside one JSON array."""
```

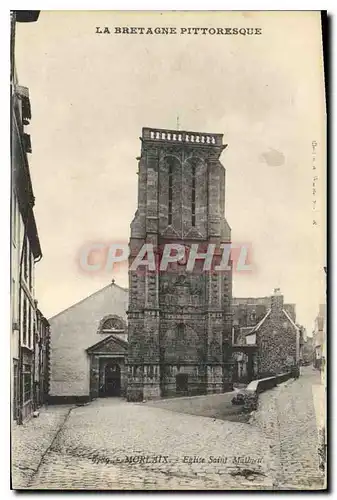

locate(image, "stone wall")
[[257, 311, 298, 376]]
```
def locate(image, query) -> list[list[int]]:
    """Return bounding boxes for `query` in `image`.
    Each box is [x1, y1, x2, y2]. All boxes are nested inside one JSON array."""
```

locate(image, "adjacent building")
[[312, 304, 326, 371], [127, 127, 233, 401], [232, 289, 303, 381], [48, 281, 128, 404], [34, 308, 50, 407], [302, 336, 314, 365], [232, 295, 296, 344], [11, 10, 49, 423]]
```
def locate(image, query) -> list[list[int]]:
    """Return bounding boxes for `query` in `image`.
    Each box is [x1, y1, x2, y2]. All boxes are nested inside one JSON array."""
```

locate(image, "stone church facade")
[[127, 127, 233, 401], [48, 282, 128, 403]]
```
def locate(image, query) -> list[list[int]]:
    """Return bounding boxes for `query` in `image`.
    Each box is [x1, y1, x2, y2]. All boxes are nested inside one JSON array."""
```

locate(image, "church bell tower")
[[127, 127, 233, 401]]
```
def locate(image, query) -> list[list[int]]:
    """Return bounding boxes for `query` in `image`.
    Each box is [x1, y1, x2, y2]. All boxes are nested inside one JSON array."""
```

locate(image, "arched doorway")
[[103, 363, 121, 397], [176, 373, 188, 395]]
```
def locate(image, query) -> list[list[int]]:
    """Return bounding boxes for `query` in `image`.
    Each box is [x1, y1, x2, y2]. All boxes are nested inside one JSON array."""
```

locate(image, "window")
[[22, 296, 27, 345], [23, 241, 28, 282], [99, 316, 124, 334], [13, 360, 19, 420], [28, 251, 32, 290], [250, 309, 257, 324], [23, 364, 32, 403], [26, 241, 31, 287], [28, 306, 32, 348], [176, 323, 185, 340], [12, 193, 17, 245], [191, 163, 196, 226], [11, 278, 16, 321], [168, 160, 173, 225], [246, 333, 256, 345]]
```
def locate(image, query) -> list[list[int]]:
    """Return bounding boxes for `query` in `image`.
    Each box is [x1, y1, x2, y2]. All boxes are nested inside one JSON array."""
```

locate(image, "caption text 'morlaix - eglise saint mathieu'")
[[95, 26, 263, 36]]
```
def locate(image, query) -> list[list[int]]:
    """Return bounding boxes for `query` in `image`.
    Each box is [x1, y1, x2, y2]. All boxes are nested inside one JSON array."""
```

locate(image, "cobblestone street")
[[11, 406, 72, 488], [12, 367, 325, 491], [252, 366, 325, 490], [26, 400, 272, 490]]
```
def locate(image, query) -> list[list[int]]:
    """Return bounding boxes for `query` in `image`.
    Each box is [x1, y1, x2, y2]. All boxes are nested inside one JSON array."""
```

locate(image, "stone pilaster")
[[145, 150, 159, 235], [208, 157, 222, 238], [89, 355, 99, 399], [142, 309, 160, 399], [130, 157, 147, 238]]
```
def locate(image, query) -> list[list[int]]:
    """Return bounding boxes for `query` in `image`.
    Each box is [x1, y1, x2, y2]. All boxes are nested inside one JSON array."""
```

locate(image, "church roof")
[[49, 281, 128, 321]]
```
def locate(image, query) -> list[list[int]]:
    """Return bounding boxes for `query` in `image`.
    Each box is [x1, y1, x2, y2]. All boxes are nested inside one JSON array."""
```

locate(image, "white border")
[[0, 2, 334, 498]]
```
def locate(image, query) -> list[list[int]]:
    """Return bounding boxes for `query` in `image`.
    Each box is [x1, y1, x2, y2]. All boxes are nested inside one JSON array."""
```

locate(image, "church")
[[127, 127, 233, 401], [48, 126, 233, 404], [48, 281, 128, 404]]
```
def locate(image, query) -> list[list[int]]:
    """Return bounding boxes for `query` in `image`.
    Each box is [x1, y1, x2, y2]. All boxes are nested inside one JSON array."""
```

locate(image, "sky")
[[15, 11, 326, 334]]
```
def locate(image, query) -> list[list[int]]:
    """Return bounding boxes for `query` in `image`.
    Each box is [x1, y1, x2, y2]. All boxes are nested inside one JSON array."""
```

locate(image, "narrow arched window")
[[176, 323, 185, 340], [168, 160, 173, 225], [191, 164, 196, 226]]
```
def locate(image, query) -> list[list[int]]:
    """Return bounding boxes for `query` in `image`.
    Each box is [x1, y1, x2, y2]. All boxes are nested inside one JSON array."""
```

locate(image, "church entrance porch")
[[99, 361, 121, 397], [90, 355, 126, 399], [87, 334, 128, 400]]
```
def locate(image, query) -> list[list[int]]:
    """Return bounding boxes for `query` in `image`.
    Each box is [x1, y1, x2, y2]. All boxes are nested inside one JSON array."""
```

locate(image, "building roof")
[[247, 309, 271, 334], [48, 281, 128, 321], [15, 11, 40, 22], [241, 327, 254, 335], [12, 92, 42, 259], [246, 308, 299, 336], [232, 296, 271, 306], [282, 309, 300, 332]]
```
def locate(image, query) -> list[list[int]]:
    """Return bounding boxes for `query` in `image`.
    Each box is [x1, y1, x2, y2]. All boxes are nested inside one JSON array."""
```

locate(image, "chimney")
[[271, 288, 284, 315]]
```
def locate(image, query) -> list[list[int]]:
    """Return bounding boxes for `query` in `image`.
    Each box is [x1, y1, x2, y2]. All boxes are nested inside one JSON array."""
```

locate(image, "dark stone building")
[[313, 304, 326, 370], [232, 296, 296, 344], [231, 292, 301, 382], [302, 336, 314, 365], [245, 290, 302, 376], [127, 127, 233, 401]]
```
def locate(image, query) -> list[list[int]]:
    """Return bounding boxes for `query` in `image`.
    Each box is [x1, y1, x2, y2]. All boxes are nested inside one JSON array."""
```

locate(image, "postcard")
[[11, 10, 327, 490]]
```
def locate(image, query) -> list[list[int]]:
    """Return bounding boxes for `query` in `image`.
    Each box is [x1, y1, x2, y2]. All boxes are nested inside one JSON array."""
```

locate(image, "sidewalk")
[[312, 380, 327, 478], [11, 405, 72, 489], [251, 368, 325, 490]]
